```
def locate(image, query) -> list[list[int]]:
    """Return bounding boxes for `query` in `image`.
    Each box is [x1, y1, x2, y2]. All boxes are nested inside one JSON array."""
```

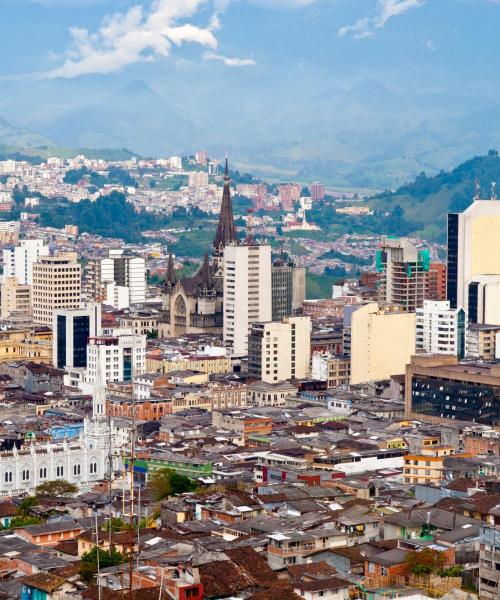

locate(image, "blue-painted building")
[[50, 423, 84, 440]]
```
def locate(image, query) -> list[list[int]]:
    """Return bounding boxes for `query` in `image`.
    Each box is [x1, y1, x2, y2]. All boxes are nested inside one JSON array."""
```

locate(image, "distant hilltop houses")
[[0, 150, 497, 599]]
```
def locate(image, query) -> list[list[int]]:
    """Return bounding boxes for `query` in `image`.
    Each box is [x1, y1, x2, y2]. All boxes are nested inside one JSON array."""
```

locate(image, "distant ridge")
[[368, 150, 500, 241]]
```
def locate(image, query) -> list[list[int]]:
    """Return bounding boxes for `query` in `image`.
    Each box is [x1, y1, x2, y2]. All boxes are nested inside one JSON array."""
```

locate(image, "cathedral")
[[160, 159, 239, 337]]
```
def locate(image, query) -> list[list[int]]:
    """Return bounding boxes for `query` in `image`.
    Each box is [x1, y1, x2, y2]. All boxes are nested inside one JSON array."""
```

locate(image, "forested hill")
[[369, 150, 500, 241]]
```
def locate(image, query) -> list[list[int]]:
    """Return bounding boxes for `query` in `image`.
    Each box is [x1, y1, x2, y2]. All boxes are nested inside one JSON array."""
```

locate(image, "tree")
[[79, 547, 125, 584], [35, 480, 78, 501], [405, 548, 446, 575], [18, 496, 38, 515], [148, 468, 196, 501], [8, 515, 43, 529]]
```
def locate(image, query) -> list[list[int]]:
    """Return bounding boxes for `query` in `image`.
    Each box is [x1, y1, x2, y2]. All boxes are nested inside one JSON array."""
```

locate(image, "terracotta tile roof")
[[199, 560, 254, 598], [287, 561, 337, 579], [83, 587, 161, 600], [53, 539, 79, 556], [224, 547, 276, 586], [21, 573, 66, 593], [293, 576, 351, 593], [247, 581, 303, 600]]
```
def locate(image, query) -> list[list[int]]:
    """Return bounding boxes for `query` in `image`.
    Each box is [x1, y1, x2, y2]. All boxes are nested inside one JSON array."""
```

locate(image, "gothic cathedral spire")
[[213, 157, 238, 276]]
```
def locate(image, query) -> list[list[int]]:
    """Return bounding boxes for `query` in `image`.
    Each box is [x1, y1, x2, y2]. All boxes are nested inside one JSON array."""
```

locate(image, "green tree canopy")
[[148, 468, 196, 501], [35, 479, 78, 500]]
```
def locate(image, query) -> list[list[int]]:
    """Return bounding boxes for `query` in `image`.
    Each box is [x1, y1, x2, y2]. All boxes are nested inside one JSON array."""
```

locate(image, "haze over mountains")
[[3, 0, 500, 187]]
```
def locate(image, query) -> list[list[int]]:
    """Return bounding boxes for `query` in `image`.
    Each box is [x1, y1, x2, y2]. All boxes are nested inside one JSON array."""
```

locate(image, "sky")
[[2, 0, 500, 186]]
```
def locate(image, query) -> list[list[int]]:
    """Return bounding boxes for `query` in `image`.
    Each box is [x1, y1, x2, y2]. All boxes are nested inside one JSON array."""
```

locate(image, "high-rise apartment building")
[[53, 304, 101, 370], [223, 243, 272, 357], [188, 171, 209, 189], [271, 256, 306, 321], [0, 276, 31, 320], [376, 237, 430, 312], [309, 182, 325, 202], [479, 526, 500, 600], [447, 198, 500, 310], [32, 254, 81, 325], [0, 221, 20, 245], [416, 300, 466, 357], [3, 239, 49, 285], [278, 184, 301, 212], [100, 248, 146, 306], [350, 302, 416, 385], [248, 316, 311, 383], [426, 262, 447, 301]]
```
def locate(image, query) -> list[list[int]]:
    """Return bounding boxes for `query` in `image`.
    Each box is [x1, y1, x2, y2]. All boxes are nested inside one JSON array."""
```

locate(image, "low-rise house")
[[20, 572, 77, 600], [15, 520, 86, 547]]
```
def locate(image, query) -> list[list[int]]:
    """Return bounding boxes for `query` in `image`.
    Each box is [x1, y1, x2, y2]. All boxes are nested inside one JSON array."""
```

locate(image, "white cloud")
[[203, 51, 256, 66], [46, 0, 219, 78], [339, 0, 424, 38]]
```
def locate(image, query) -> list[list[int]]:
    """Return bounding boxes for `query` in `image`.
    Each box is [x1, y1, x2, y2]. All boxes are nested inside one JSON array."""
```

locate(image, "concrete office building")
[[467, 323, 500, 359], [480, 526, 500, 600], [32, 254, 81, 326], [0, 276, 31, 320], [447, 197, 500, 311], [223, 243, 272, 357], [466, 275, 500, 325], [415, 300, 466, 357], [53, 304, 101, 370], [248, 316, 311, 383], [2, 239, 49, 285], [271, 256, 306, 321], [376, 236, 430, 311], [100, 248, 146, 306], [406, 354, 500, 426], [350, 302, 416, 385]]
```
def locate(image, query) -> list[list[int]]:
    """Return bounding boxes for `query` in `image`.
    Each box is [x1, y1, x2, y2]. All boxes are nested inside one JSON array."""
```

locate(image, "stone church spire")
[[164, 252, 177, 292], [213, 157, 238, 275]]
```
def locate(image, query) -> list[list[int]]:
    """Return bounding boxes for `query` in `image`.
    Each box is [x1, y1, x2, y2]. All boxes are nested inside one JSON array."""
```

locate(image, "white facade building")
[[0, 371, 120, 497], [415, 300, 466, 357], [223, 243, 272, 357], [100, 248, 146, 306], [3, 239, 49, 285], [85, 330, 146, 399], [248, 316, 311, 383]]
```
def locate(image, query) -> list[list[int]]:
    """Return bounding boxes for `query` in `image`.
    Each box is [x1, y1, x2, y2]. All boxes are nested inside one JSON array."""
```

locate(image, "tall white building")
[[101, 248, 146, 307], [85, 330, 146, 397], [466, 275, 500, 325], [248, 316, 311, 383], [223, 243, 272, 357], [416, 300, 466, 357], [3, 239, 49, 285]]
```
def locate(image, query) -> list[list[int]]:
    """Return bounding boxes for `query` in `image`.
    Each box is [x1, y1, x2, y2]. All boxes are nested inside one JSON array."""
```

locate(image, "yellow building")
[[146, 353, 231, 376], [404, 446, 472, 485], [350, 302, 416, 385], [0, 328, 52, 364], [0, 277, 31, 320]]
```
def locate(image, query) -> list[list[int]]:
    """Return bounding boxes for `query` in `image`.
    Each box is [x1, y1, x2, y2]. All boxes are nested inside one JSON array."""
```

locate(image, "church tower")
[[213, 157, 238, 277]]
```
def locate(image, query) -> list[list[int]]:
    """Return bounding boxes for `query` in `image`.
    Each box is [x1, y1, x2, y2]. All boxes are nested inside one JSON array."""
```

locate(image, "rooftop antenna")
[[491, 181, 497, 200], [474, 178, 481, 201]]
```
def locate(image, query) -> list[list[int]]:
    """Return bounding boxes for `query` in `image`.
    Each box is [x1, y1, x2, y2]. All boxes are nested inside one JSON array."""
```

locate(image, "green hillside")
[[0, 143, 138, 163], [368, 150, 500, 241]]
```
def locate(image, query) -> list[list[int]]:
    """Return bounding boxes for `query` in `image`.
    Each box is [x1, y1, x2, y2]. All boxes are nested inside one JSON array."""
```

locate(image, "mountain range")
[[3, 0, 500, 187]]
